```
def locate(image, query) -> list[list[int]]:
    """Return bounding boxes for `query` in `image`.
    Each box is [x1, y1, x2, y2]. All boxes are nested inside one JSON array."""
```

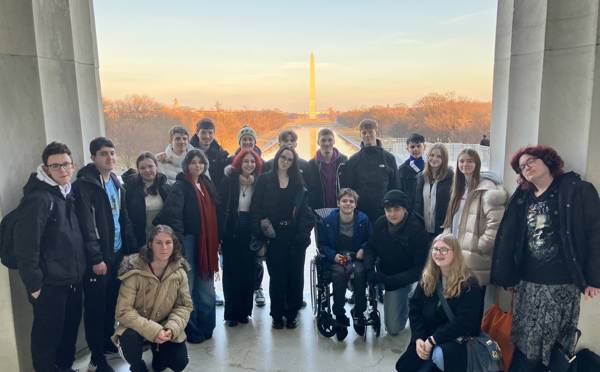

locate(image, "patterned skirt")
[[511, 281, 580, 366]]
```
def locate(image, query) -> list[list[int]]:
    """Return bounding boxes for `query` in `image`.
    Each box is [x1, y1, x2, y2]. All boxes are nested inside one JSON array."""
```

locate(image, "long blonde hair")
[[422, 143, 449, 182], [443, 148, 481, 228], [420, 233, 469, 298]]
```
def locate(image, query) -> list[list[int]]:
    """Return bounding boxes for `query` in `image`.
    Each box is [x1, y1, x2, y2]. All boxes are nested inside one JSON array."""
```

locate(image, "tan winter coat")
[[445, 178, 507, 285], [112, 254, 192, 344]]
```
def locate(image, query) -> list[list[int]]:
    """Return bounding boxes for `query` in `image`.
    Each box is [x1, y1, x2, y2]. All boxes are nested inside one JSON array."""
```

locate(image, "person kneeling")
[[317, 188, 371, 334], [113, 225, 193, 372], [395, 233, 483, 372]]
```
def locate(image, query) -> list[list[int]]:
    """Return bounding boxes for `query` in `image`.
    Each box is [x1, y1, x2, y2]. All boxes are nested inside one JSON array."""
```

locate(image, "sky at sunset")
[[94, 1, 497, 112]]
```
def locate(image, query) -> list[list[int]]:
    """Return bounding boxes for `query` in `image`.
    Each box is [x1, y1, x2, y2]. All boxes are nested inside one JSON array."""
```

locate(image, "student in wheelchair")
[[315, 188, 372, 338]]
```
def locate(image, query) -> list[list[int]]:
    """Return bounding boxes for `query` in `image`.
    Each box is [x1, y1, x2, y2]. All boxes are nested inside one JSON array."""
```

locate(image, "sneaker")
[[255, 289, 266, 307], [239, 316, 250, 324], [226, 320, 239, 327], [216, 294, 224, 306], [286, 316, 298, 329], [352, 312, 366, 336], [272, 318, 284, 329], [88, 356, 114, 372]]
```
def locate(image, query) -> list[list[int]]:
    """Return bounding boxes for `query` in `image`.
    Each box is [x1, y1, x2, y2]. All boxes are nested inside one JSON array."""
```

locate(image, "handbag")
[[436, 282, 503, 372], [481, 290, 515, 369], [548, 328, 581, 372]]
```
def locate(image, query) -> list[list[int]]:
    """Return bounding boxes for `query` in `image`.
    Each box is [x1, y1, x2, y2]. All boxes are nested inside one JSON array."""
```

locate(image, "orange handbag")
[[481, 292, 515, 370]]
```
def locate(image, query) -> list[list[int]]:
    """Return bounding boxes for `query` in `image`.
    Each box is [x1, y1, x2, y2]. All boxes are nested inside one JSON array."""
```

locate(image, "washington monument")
[[309, 52, 316, 119]]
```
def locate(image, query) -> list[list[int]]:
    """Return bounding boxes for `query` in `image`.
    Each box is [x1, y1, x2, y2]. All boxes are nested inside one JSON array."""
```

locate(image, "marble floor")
[[74, 240, 411, 372]]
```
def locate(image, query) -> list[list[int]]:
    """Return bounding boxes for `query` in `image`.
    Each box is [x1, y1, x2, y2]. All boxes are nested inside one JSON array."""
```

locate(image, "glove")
[[367, 271, 386, 285]]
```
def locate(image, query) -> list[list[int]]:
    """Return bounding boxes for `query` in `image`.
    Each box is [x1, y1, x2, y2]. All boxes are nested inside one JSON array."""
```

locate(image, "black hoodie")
[[14, 174, 86, 293], [72, 163, 138, 267]]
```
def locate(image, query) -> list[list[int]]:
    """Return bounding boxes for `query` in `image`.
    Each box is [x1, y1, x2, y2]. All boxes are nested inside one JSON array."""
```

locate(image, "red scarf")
[[188, 175, 219, 278]]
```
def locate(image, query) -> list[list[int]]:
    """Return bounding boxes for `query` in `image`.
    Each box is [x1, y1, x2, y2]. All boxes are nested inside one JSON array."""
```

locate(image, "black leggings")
[[119, 328, 189, 372]]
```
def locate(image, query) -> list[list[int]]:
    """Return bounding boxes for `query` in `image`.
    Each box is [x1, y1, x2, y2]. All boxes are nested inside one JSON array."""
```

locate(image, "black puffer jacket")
[[305, 152, 348, 209], [189, 137, 229, 187], [364, 212, 429, 290], [414, 169, 454, 236], [73, 164, 138, 266], [398, 159, 422, 206], [339, 139, 399, 222], [124, 172, 171, 246], [14, 174, 86, 293], [153, 172, 218, 242], [491, 172, 600, 291], [250, 171, 315, 249]]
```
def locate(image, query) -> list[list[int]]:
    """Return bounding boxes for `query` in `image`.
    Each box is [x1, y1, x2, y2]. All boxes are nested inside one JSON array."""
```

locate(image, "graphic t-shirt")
[[523, 179, 571, 284], [104, 177, 122, 252]]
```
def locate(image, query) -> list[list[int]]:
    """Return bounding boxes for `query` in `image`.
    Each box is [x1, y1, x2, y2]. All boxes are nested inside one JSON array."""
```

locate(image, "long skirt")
[[511, 281, 580, 366], [222, 229, 255, 322]]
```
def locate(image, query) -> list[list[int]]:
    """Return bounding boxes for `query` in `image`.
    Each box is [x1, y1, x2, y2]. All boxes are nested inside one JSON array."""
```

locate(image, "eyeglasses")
[[432, 247, 452, 255], [279, 155, 294, 163], [46, 162, 73, 171], [519, 157, 538, 171]]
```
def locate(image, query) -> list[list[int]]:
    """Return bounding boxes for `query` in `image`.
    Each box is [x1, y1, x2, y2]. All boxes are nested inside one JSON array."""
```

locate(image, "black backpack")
[[0, 199, 54, 269]]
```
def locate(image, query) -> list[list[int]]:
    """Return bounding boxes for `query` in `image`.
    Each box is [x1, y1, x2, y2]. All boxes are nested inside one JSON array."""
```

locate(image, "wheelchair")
[[309, 208, 381, 341]]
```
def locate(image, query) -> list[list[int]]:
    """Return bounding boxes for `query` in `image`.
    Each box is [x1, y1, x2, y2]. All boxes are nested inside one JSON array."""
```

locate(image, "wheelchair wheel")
[[336, 326, 348, 341], [317, 312, 336, 338], [310, 257, 318, 316]]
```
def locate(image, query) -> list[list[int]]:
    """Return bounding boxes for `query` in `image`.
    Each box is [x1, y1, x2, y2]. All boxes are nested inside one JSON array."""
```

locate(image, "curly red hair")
[[510, 145, 564, 190], [231, 149, 263, 175]]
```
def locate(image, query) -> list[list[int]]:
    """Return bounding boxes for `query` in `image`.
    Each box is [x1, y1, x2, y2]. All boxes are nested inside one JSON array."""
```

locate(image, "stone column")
[[490, 0, 600, 353], [0, 1, 104, 370]]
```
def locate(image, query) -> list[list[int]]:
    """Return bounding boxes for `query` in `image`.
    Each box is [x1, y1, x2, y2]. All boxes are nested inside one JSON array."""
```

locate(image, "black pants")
[[265, 235, 305, 320], [330, 261, 366, 317], [222, 231, 255, 321], [83, 254, 122, 361], [119, 329, 188, 372], [30, 284, 82, 372], [509, 348, 548, 372]]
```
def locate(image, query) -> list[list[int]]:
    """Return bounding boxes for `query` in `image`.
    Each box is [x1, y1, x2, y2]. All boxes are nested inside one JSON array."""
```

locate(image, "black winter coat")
[[124, 173, 171, 247], [73, 164, 138, 266], [397, 277, 482, 372], [491, 172, 600, 290], [413, 169, 454, 236], [14, 175, 86, 293], [250, 171, 315, 249], [305, 153, 348, 210], [189, 137, 229, 187], [339, 139, 399, 222], [217, 171, 246, 239], [398, 160, 422, 207], [153, 172, 219, 242], [364, 212, 429, 290]]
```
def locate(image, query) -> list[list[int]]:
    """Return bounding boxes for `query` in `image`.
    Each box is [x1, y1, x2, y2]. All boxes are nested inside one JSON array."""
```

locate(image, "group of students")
[[12, 116, 600, 372]]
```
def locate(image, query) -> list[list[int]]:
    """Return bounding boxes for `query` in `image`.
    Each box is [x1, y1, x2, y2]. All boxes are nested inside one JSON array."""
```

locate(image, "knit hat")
[[382, 190, 410, 209], [237, 125, 257, 144]]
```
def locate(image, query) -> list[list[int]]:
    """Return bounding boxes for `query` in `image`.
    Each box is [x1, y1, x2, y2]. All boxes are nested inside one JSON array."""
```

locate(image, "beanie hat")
[[237, 125, 257, 144], [382, 189, 410, 210]]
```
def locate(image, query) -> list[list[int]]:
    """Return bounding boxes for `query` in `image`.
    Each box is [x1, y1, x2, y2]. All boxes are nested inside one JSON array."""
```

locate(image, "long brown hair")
[[444, 148, 481, 228], [421, 233, 469, 298], [422, 143, 449, 182], [139, 225, 183, 264]]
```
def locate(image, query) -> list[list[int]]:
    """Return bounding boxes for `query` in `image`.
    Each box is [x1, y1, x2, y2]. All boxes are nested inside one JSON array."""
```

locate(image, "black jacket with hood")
[[15, 172, 86, 293], [339, 139, 399, 222], [73, 163, 138, 267], [189, 136, 229, 187], [491, 172, 600, 291], [124, 172, 171, 247]]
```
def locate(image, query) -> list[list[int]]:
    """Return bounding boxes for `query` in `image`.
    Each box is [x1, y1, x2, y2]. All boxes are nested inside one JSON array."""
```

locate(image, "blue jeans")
[[183, 235, 216, 341], [384, 283, 414, 336]]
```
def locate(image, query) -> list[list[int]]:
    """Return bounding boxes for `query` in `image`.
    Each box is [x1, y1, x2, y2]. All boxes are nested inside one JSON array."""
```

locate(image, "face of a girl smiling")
[[431, 240, 455, 269], [150, 231, 174, 263], [241, 153, 256, 176], [138, 158, 157, 183], [458, 154, 476, 177], [428, 149, 443, 170], [278, 149, 294, 171]]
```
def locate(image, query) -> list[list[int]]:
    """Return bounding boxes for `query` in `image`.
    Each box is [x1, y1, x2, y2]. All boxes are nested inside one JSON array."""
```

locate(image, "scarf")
[[316, 148, 340, 208], [422, 176, 438, 233], [407, 156, 425, 173], [187, 174, 219, 278], [36, 164, 71, 197]]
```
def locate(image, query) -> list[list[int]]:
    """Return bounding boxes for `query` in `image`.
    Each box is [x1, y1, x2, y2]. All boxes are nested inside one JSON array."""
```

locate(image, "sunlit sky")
[[95, 1, 497, 112]]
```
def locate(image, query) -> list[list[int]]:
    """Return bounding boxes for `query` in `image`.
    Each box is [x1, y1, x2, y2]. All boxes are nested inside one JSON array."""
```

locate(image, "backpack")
[[0, 199, 54, 269]]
